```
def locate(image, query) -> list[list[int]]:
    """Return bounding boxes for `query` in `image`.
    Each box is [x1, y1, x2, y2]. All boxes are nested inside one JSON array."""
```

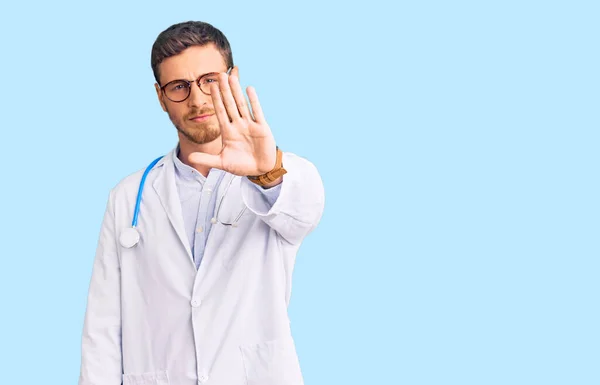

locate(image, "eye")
[[201, 74, 220, 84], [165, 81, 188, 92]]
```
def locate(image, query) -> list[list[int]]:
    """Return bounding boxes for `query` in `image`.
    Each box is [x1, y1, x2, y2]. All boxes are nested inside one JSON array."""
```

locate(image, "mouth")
[[189, 113, 214, 122]]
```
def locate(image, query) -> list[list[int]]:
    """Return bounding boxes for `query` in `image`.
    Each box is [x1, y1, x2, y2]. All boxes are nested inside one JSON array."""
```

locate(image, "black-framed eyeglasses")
[[159, 67, 233, 103]]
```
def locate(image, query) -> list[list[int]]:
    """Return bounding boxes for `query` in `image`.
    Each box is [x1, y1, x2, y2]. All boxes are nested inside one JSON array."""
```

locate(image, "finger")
[[247, 86, 265, 123], [231, 65, 240, 79], [218, 72, 242, 122], [188, 152, 222, 170], [229, 74, 251, 120], [209, 82, 233, 134]]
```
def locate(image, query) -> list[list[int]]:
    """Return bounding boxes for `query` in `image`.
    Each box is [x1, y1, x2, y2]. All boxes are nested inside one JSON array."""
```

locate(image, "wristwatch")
[[247, 146, 287, 186]]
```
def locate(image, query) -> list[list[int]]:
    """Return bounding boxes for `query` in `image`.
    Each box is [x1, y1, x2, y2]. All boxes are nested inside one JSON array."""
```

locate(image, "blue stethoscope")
[[119, 156, 247, 248]]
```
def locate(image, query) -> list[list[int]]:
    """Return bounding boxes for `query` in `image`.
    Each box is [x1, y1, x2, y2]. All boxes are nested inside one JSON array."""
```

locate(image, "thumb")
[[188, 152, 222, 169]]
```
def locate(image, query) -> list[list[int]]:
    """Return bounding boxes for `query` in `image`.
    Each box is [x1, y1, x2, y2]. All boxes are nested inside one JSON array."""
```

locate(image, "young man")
[[79, 21, 325, 385]]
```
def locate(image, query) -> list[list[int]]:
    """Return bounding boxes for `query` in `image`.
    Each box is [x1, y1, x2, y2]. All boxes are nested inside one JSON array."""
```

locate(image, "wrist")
[[247, 146, 287, 187], [260, 176, 283, 189]]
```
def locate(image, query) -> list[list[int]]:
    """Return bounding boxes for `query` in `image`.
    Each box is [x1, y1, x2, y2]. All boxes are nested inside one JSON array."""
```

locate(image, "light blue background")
[[0, 1, 598, 384]]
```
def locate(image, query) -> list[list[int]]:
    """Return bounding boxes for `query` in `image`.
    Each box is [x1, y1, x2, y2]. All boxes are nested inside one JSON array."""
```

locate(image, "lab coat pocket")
[[122, 370, 169, 385], [239, 336, 304, 385]]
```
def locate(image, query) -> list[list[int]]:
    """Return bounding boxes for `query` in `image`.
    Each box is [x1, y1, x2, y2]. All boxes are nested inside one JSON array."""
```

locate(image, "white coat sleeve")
[[79, 189, 123, 385], [240, 152, 325, 245]]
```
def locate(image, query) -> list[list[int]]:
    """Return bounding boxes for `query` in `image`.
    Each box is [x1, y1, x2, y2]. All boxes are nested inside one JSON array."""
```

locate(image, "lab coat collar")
[[151, 145, 195, 269]]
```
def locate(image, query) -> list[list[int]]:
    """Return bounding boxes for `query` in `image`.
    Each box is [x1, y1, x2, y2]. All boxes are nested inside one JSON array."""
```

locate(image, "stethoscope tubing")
[[121, 155, 245, 249], [132, 156, 164, 227]]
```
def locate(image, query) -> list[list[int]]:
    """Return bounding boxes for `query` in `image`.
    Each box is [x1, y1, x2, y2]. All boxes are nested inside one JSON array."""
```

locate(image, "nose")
[[187, 82, 209, 107]]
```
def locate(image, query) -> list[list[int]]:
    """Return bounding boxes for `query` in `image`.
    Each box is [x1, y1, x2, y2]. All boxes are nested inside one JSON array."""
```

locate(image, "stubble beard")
[[169, 111, 221, 145]]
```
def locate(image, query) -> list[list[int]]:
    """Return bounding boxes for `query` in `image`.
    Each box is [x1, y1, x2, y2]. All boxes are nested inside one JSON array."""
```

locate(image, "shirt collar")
[[173, 143, 206, 182], [172, 143, 224, 182]]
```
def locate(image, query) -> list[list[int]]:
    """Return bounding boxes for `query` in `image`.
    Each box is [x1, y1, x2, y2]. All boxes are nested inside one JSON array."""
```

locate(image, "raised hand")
[[188, 67, 277, 177]]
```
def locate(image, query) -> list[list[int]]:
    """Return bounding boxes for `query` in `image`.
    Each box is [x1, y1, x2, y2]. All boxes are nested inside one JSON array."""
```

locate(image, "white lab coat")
[[79, 147, 325, 385]]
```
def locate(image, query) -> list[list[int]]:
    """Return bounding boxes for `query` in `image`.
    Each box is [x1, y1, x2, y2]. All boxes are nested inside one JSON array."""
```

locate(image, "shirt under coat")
[[173, 144, 281, 269]]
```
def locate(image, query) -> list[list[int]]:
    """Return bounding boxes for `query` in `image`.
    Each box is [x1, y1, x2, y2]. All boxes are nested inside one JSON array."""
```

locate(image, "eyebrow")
[[161, 70, 223, 86]]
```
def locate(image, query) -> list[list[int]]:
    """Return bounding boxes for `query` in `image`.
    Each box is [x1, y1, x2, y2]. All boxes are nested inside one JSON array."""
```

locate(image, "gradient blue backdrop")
[[0, 1, 598, 384]]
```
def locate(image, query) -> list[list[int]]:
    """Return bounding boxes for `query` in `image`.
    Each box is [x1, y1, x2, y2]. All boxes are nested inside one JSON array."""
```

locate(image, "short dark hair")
[[151, 21, 234, 84]]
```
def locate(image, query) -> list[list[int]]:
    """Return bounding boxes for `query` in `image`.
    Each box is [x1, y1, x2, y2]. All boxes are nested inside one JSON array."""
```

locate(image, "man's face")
[[155, 44, 228, 145]]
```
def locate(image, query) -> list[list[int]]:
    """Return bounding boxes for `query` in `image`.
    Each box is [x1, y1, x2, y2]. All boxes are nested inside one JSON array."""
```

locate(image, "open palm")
[[188, 71, 277, 176]]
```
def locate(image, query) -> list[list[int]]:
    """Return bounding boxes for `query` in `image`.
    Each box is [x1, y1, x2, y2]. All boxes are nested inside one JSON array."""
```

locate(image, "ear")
[[154, 83, 167, 112]]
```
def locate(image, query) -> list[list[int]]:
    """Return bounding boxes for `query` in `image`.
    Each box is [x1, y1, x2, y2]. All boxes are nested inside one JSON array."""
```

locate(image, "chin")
[[178, 123, 221, 145]]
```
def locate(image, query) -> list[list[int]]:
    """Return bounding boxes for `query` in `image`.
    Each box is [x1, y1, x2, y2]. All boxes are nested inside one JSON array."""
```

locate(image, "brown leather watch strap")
[[248, 147, 287, 186]]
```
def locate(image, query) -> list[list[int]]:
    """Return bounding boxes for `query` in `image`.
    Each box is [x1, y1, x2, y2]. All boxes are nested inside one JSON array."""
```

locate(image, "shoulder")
[[108, 154, 170, 201]]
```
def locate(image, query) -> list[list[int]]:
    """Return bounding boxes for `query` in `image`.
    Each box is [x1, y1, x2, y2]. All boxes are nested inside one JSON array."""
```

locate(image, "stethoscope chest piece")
[[120, 227, 140, 248]]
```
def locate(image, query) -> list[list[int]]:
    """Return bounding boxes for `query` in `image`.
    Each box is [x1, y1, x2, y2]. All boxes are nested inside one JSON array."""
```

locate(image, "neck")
[[177, 134, 222, 177]]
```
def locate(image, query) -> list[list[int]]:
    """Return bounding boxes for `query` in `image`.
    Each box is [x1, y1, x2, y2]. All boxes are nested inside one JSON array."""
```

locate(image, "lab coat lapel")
[[152, 149, 195, 268]]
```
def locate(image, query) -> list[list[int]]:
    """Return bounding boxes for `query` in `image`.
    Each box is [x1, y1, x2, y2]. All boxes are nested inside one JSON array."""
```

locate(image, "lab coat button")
[[198, 374, 209, 383], [191, 299, 202, 307]]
